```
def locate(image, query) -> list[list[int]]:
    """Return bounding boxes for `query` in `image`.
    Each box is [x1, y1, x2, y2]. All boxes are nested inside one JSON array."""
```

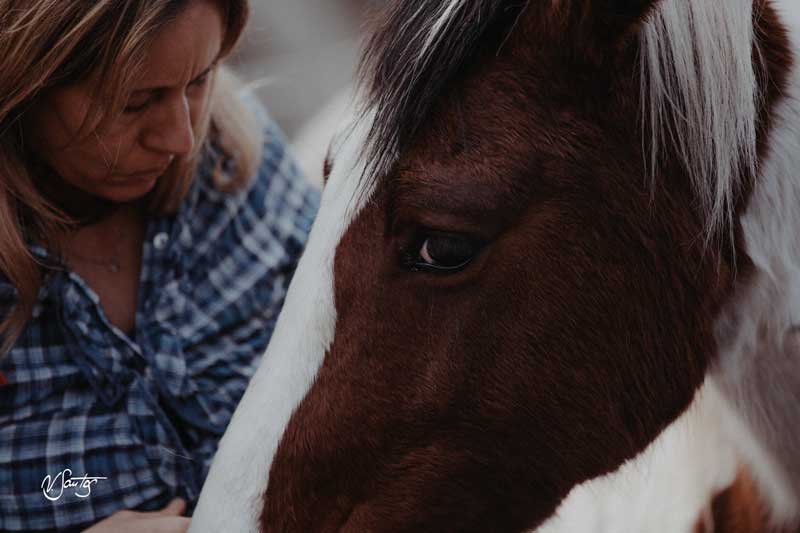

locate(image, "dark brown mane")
[[358, 0, 527, 181]]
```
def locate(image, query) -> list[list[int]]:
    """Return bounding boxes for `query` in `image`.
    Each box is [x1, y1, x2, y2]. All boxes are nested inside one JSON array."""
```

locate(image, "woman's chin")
[[99, 176, 159, 203]]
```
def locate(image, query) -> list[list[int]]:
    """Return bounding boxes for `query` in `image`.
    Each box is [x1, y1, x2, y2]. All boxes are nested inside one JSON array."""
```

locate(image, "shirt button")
[[153, 232, 170, 250]]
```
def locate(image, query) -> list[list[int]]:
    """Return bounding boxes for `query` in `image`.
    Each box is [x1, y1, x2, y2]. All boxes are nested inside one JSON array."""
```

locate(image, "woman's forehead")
[[133, 0, 224, 92]]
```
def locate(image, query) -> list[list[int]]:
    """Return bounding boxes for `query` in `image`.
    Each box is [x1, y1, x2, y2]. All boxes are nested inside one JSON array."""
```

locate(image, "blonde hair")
[[0, 0, 262, 354]]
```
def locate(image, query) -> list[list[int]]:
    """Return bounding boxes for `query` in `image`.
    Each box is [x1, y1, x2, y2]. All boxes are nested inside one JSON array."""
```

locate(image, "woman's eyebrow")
[[131, 63, 216, 94]]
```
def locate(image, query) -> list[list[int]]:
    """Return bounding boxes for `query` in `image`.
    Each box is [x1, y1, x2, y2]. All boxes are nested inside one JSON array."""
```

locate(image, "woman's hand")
[[82, 497, 190, 533]]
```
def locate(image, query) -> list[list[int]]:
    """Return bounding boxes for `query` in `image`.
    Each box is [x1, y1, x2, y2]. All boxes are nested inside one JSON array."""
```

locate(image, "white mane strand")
[[640, 0, 759, 242], [358, 0, 506, 182]]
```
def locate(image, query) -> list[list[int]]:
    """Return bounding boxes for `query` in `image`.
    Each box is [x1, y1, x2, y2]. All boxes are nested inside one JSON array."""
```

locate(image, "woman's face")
[[24, 0, 224, 203]]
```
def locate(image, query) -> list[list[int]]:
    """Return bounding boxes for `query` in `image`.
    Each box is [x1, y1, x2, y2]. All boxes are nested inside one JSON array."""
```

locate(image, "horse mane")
[[358, 0, 509, 179], [641, 0, 759, 242], [359, 0, 760, 240]]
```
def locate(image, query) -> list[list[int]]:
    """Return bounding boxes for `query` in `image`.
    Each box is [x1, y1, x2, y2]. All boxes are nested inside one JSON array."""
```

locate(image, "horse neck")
[[711, 0, 800, 522]]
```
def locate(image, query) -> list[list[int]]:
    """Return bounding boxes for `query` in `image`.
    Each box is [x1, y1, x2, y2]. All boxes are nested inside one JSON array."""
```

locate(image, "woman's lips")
[[115, 168, 167, 181]]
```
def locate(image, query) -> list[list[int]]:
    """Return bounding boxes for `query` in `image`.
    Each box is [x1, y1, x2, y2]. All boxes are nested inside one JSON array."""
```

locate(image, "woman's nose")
[[141, 95, 195, 157]]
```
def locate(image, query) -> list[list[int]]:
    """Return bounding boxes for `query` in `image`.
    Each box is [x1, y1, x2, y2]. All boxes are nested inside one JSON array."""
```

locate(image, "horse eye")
[[411, 233, 479, 273]]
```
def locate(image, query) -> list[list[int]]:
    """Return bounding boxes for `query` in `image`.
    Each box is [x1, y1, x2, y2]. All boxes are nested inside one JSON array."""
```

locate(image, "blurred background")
[[229, 0, 378, 184]]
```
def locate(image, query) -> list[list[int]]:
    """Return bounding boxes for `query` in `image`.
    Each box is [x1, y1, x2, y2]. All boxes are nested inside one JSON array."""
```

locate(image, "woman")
[[0, 0, 319, 531]]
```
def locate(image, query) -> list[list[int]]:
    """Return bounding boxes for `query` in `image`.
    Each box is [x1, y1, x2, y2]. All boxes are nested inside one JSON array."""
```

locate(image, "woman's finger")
[[157, 498, 187, 516]]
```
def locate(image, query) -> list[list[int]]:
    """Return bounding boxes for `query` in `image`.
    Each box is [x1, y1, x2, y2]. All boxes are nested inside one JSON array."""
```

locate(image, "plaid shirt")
[[0, 114, 319, 531]]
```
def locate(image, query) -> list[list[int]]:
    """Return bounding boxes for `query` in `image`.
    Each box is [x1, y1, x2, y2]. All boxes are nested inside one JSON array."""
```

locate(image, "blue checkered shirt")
[[0, 114, 319, 531]]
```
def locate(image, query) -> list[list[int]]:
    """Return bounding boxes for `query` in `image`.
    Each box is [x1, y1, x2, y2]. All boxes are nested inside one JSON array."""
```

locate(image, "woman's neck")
[[61, 200, 147, 335], [34, 168, 120, 227]]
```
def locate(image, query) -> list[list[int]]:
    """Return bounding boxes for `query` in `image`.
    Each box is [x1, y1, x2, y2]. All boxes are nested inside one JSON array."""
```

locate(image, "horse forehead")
[[395, 54, 631, 185]]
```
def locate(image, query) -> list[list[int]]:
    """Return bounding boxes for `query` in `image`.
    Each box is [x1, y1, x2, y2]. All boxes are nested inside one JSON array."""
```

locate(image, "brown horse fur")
[[694, 468, 799, 533], [260, 1, 793, 531]]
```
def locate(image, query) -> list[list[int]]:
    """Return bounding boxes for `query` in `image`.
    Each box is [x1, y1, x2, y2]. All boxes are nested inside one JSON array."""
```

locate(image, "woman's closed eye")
[[124, 92, 156, 114], [190, 71, 210, 87], [186, 65, 216, 97], [124, 68, 213, 114]]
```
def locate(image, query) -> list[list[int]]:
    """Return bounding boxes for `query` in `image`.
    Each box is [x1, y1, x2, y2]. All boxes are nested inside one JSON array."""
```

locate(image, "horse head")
[[191, 1, 799, 531]]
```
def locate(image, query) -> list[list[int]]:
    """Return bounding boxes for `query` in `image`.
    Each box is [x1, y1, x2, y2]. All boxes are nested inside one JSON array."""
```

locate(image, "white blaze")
[[189, 115, 375, 532]]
